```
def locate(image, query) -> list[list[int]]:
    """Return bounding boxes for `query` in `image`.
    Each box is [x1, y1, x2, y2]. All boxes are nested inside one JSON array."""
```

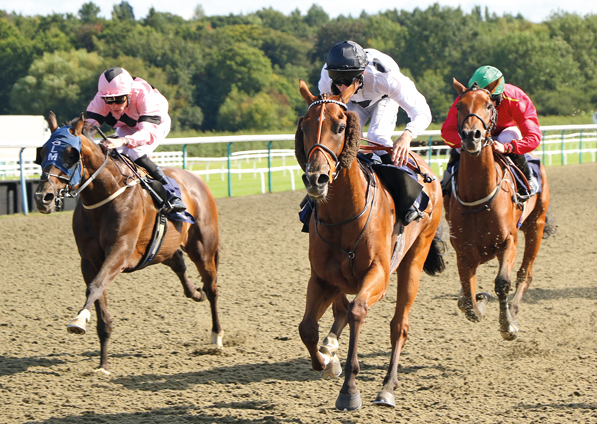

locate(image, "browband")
[[308, 99, 347, 110]]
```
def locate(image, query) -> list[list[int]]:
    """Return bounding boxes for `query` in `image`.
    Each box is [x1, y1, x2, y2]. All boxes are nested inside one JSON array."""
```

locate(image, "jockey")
[[318, 40, 432, 224], [85, 67, 186, 213], [441, 65, 541, 197]]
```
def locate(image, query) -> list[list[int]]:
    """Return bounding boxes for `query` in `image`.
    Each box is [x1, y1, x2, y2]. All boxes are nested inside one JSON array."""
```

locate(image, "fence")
[[1, 125, 597, 213]]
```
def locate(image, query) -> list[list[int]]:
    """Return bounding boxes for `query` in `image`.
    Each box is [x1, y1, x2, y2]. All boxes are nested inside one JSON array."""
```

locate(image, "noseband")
[[305, 98, 348, 179], [456, 85, 498, 147]]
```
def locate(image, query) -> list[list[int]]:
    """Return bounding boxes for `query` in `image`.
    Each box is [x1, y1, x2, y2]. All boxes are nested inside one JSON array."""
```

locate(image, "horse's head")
[[453, 78, 498, 156], [34, 112, 91, 214], [295, 79, 361, 200]]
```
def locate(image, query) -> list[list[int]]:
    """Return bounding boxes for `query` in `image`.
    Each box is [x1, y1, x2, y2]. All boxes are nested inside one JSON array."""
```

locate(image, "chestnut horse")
[[295, 80, 445, 411], [445, 79, 554, 340], [34, 113, 222, 373]]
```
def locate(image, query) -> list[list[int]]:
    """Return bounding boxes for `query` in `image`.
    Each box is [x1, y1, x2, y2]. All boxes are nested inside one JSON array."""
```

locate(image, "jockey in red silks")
[[85, 67, 185, 212], [441, 65, 541, 197]]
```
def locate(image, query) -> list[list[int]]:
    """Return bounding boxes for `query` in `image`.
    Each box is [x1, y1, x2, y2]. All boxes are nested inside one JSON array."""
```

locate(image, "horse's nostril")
[[474, 130, 482, 140], [317, 174, 329, 186], [43, 193, 54, 203]]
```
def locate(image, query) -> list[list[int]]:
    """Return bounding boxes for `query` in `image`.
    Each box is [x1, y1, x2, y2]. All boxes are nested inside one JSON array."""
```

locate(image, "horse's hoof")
[[212, 331, 224, 349], [373, 390, 396, 407], [335, 392, 362, 411], [67, 318, 87, 335], [94, 367, 111, 376], [320, 355, 342, 379], [500, 324, 518, 341]]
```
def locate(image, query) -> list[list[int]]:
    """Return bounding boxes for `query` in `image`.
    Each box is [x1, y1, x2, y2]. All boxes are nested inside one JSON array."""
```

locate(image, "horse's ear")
[[339, 79, 360, 104], [299, 79, 317, 106], [73, 113, 85, 136], [485, 77, 503, 94], [48, 111, 58, 133], [453, 78, 466, 95]]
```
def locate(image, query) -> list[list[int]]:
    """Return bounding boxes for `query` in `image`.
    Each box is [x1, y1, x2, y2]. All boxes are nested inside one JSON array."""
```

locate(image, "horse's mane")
[[294, 110, 361, 172], [67, 115, 95, 140]]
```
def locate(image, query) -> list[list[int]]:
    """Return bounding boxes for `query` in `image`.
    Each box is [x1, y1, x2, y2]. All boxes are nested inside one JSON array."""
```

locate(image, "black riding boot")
[[134, 155, 186, 212], [508, 153, 538, 197], [441, 148, 461, 196]]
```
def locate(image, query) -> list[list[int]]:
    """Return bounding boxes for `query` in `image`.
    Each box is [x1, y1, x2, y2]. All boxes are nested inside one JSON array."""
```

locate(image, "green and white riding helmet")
[[468, 65, 505, 96]]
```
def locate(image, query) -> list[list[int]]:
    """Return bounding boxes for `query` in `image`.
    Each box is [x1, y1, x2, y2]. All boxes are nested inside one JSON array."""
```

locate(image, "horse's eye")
[[338, 124, 346, 134]]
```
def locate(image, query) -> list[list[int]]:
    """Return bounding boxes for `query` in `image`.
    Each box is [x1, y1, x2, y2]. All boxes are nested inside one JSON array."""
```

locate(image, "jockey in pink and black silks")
[[85, 67, 186, 212]]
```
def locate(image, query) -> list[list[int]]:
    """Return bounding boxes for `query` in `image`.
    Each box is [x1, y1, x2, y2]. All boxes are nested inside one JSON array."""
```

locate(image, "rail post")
[[19, 148, 28, 215], [182, 144, 187, 170], [227, 142, 232, 197], [268, 140, 273, 193]]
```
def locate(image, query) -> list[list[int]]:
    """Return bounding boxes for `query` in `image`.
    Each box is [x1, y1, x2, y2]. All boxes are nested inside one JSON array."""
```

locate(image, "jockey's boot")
[[402, 202, 423, 225], [509, 153, 538, 197], [134, 155, 186, 213], [441, 149, 461, 196]]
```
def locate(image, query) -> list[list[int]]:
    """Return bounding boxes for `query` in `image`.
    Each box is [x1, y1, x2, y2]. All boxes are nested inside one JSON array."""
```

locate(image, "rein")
[[313, 163, 377, 267]]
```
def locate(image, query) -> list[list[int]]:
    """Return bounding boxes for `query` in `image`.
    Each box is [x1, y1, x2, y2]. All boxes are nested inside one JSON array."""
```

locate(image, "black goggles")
[[332, 76, 357, 87], [103, 95, 128, 105]]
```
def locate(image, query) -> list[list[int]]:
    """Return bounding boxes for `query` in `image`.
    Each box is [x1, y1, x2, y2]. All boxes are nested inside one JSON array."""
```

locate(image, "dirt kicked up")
[[0, 162, 596, 423]]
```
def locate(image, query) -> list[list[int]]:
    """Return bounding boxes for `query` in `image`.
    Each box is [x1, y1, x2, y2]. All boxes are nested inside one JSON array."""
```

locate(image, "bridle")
[[305, 96, 377, 273], [456, 84, 498, 148], [305, 97, 348, 180]]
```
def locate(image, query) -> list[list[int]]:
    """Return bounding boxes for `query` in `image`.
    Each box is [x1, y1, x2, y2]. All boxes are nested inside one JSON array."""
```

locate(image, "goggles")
[[103, 95, 128, 105]]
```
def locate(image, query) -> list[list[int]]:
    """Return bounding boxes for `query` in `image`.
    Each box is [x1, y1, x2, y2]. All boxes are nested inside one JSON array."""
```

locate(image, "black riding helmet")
[[326, 40, 368, 87]]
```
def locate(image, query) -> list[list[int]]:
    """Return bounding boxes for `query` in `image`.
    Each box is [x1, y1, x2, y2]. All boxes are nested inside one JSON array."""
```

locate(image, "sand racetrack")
[[1, 162, 596, 424]]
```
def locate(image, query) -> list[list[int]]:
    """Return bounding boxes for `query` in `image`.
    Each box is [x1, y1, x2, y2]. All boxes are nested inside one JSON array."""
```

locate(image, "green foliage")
[[10, 49, 105, 118], [3, 5, 597, 133]]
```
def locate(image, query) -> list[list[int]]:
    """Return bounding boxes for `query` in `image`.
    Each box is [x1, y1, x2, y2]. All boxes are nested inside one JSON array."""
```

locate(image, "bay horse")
[[445, 78, 554, 340], [34, 112, 222, 373], [295, 80, 445, 411]]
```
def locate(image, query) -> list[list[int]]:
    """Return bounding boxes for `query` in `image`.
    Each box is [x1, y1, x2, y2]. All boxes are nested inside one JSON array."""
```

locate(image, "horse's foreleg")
[[68, 252, 128, 335], [299, 276, 339, 375], [94, 290, 112, 374], [511, 211, 546, 319], [456, 258, 488, 322], [337, 267, 388, 412], [496, 236, 518, 341], [186, 245, 222, 348], [317, 294, 348, 379], [374, 237, 427, 408]]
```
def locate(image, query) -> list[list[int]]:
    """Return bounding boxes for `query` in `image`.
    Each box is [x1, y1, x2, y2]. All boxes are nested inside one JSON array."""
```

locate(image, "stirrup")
[[402, 206, 423, 225], [165, 197, 186, 213]]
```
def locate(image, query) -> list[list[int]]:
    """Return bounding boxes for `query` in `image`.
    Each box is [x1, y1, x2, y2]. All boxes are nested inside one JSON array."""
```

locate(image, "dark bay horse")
[[445, 78, 554, 340], [34, 112, 222, 373], [295, 80, 445, 411]]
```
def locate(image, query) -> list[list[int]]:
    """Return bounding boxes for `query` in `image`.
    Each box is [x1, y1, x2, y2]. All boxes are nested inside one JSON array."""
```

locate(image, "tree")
[[304, 4, 329, 27], [78, 2, 101, 23], [10, 49, 106, 118], [112, 1, 135, 22]]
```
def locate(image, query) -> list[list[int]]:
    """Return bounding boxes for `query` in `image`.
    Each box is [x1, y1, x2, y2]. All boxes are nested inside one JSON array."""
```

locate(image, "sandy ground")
[[0, 162, 596, 424]]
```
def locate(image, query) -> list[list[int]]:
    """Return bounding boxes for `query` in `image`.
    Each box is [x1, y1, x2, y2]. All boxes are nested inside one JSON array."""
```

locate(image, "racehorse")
[[445, 78, 554, 340], [34, 112, 222, 373], [295, 80, 445, 411]]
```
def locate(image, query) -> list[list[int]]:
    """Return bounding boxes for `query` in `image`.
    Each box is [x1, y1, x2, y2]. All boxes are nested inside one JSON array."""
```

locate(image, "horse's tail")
[[542, 204, 557, 239], [423, 226, 447, 276]]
